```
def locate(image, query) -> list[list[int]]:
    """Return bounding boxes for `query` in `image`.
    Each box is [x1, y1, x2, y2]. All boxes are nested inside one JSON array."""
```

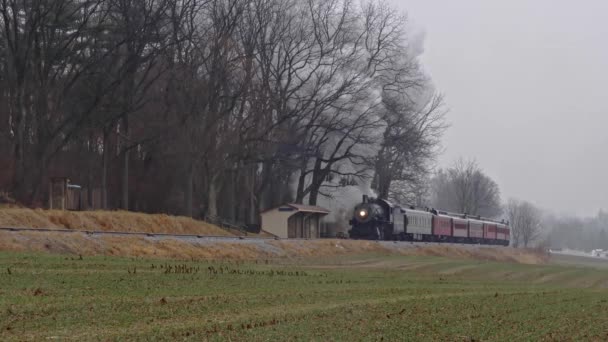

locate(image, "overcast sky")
[[389, 0, 608, 217]]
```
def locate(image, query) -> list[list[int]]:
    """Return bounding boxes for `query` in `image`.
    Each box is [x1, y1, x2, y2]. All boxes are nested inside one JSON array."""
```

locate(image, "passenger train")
[[349, 196, 510, 246]]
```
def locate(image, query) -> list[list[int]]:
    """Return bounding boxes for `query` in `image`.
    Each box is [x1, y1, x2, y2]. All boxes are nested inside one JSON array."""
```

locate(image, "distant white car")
[[591, 249, 605, 257]]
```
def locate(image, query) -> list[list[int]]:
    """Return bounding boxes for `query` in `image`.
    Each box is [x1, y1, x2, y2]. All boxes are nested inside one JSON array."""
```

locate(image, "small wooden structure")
[[49, 177, 83, 210], [260, 203, 330, 239], [49, 177, 68, 210]]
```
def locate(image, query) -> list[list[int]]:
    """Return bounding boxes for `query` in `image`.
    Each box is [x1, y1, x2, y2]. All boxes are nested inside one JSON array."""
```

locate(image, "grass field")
[[1, 252, 608, 341], [550, 253, 608, 270]]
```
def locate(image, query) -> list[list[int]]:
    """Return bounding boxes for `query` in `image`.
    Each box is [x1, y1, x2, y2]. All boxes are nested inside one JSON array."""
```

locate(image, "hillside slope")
[[0, 230, 549, 264], [0, 208, 236, 236]]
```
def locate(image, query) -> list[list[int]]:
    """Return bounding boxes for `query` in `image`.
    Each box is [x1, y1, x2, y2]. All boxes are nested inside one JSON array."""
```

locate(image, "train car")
[[432, 214, 452, 241], [496, 223, 510, 246], [452, 217, 468, 242], [393, 206, 405, 238], [484, 223, 498, 242], [349, 196, 511, 246], [468, 219, 484, 242], [404, 209, 433, 241]]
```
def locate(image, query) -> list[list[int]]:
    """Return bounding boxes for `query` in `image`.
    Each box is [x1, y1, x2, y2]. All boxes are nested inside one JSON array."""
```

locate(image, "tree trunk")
[[257, 161, 274, 210], [121, 117, 130, 211], [101, 128, 110, 210], [86, 133, 94, 209], [226, 170, 235, 222], [87, 174, 93, 210], [248, 167, 257, 224], [295, 168, 307, 204], [207, 174, 218, 218], [11, 87, 27, 202], [307, 158, 324, 206], [377, 170, 391, 199], [122, 148, 129, 210], [29, 156, 47, 206], [372, 149, 386, 198], [308, 187, 319, 205], [184, 163, 194, 217]]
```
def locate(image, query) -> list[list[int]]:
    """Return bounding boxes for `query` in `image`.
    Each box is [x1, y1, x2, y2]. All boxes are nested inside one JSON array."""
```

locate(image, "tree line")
[[429, 160, 608, 250], [427, 159, 543, 248], [544, 211, 608, 251], [0, 0, 446, 224]]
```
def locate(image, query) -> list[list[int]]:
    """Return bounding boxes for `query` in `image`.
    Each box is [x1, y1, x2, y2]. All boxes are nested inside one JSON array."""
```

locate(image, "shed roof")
[[261, 203, 330, 215], [286, 203, 330, 214]]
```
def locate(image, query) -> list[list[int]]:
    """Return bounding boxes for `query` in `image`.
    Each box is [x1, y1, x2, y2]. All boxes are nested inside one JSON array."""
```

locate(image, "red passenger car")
[[496, 224, 510, 245], [432, 215, 452, 237], [452, 218, 468, 238], [469, 220, 484, 239], [484, 223, 497, 240]]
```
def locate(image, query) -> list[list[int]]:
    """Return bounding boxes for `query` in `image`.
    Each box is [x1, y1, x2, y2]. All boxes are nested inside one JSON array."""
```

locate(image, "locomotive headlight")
[[359, 209, 368, 218]]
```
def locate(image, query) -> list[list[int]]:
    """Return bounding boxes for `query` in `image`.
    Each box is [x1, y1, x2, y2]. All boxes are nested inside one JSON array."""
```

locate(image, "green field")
[[1, 252, 608, 341]]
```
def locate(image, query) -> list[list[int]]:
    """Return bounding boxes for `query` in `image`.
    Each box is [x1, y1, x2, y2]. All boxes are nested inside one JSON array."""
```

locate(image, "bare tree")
[[0, 0, 449, 228], [104, 0, 172, 210], [291, 0, 435, 206], [506, 198, 542, 248], [430, 159, 502, 217], [374, 91, 447, 201], [0, 0, 111, 203]]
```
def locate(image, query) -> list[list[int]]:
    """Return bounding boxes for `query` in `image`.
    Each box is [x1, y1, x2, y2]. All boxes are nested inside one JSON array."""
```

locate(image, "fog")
[[390, 0, 608, 217]]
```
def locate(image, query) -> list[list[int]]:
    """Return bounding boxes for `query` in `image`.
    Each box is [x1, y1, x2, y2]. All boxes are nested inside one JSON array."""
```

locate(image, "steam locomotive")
[[349, 196, 510, 246]]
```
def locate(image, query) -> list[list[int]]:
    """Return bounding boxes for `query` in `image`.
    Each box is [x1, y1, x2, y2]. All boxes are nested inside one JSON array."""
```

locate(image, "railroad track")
[[0, 226, 507, 248]]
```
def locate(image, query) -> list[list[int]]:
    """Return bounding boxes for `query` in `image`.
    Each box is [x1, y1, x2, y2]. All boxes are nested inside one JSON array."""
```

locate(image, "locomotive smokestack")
[[362, 195, 368, 203]]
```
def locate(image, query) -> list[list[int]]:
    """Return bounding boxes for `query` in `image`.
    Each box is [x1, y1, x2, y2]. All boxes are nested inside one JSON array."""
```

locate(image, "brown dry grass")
[[0, 208, 236, 236], [0, 231, 275, 259], [270, 240, 549, 264], [0, 231, 549, 264], [396, 243, 550, 264]]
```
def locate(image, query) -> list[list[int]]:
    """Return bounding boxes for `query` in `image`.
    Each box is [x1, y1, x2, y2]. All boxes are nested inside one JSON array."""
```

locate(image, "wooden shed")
[[260, 203, 330, 239]]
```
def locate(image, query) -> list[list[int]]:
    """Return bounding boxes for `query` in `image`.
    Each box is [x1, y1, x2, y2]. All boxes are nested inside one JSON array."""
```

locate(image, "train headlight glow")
[[359, 210, 368, 218]]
